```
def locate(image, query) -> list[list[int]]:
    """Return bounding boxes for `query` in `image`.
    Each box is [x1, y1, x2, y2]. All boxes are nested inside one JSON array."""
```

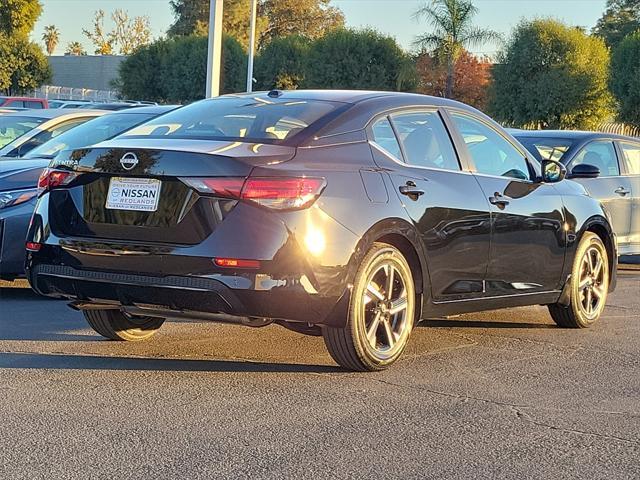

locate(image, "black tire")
[[322, 242, 416, 371], [83, 309, 165, 341], [549, 232, 609, 328]]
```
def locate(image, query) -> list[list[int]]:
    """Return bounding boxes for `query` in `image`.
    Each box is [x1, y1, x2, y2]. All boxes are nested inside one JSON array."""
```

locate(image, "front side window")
[[121, 96, 343, 144], [370, 117, 402, 160], [391, 111, 459, 171], [620, 142, 640, 175], [573, 141, 620, 177], [451, 113, 530, 180]]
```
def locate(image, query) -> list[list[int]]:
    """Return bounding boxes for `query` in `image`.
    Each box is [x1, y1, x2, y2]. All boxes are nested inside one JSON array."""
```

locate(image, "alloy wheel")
[[362, 260, 412, 360], [577, 246, 606, 319]]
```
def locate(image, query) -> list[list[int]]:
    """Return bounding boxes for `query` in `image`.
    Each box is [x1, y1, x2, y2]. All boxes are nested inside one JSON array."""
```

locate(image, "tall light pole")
[[206, 0, 224, 98], [246, 0, 258, 92]]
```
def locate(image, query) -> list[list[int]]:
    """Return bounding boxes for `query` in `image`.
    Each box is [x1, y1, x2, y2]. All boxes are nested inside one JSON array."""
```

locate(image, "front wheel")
[[548, 232, 609, 328], [83, 309, 165, 341], [322, 242, 416, 371]]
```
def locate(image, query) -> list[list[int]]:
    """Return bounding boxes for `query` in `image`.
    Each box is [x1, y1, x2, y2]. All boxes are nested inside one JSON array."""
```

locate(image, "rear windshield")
[[516, 136, 575, 162], [0, 116, 45, 149], [24, 112, 156, 159], [121, 96, 343, 144]]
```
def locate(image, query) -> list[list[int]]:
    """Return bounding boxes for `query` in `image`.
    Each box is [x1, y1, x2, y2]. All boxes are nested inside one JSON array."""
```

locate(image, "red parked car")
[[0, 97, 48, 109]]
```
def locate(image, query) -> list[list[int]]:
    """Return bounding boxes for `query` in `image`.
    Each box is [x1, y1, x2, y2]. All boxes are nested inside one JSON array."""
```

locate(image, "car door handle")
[[489, 192, 510, 207], [614, 187, 630, 196], [399, 181, 425, 198]]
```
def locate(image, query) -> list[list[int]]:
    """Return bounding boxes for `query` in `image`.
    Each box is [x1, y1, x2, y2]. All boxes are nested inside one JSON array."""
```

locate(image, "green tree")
[[593, 0, 640, 49], [610, 31, 640, 125], [0, 0, 50, 94], [306, 29, 416, 91], [65, 41, 87, 56], [259, 0, 344, 45], [255, 35, 310, 90], [490, 19, 614, 130], [168, 0, 267, 49], [116, 35, 245, 102], [414, 0, 500, 98], [0, 32, 51, 94], [42, 25, 59, 55], [167, 0, 343, 48], [0, 0, 42, 37]]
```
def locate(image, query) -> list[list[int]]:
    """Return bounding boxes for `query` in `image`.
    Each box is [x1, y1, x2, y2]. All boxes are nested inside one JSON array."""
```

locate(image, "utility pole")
[[206, 0, 224, 98], [246, 0, 258, 92]]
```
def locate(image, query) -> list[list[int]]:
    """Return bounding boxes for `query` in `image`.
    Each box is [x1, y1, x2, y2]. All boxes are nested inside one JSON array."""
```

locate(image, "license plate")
[[105, 177, 162, 212]]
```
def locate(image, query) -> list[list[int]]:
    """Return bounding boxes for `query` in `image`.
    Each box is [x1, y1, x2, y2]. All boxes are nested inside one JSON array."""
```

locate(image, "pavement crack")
[[367, 377, 640, 445], [509, 407, 640, 445]]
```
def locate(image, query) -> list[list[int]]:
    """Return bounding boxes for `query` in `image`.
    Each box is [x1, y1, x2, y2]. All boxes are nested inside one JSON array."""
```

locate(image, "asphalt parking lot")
[[0, 270, 638, 480]]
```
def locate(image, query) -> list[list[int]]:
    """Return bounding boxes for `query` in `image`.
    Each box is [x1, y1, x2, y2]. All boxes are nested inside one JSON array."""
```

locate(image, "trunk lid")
[[47, 140, 295, 244]]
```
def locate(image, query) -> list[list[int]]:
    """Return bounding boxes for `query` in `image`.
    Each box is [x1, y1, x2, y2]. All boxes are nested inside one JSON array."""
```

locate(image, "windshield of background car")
[[121, 97, 343, 144], [0, 116, 45, 149], [24, 112, 156, 158], [516, 137, 575, 162]]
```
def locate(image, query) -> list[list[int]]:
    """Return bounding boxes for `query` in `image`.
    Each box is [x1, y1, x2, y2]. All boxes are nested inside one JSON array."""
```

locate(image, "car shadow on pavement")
[[420, 318, 557, 329], [0, 352, 343, 373]]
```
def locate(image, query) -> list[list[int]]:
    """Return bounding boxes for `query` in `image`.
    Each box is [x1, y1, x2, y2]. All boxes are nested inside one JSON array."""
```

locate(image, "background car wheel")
[[83, 309, 165, 341], [548, 232, 609, 328], [322, 242, 416, 371]]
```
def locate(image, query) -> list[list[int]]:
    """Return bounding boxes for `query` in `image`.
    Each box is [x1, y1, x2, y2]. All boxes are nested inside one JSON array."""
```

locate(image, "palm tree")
[[42, 25, 60, 56], [65, 41, 87, 56], [414, 0, 501, 98]]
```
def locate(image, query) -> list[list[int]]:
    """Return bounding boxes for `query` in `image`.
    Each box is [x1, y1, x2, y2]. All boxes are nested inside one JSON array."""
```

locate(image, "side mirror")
[[541, 159, 567, 183], [569, 163, 600, 179]]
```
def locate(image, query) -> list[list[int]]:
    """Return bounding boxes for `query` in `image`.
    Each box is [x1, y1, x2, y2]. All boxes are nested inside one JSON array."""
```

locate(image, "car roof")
[[509, 129, 639, 143], [111, 105, 181, 114], [0, 96, 45, 101], [0, 108, 108, 119], [224, 89, 468, 107]]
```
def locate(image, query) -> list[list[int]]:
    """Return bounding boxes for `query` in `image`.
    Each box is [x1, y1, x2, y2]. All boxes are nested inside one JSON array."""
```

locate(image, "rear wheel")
[[322, 242, 416, 371], [548, 232, 609, 328], [83, 309, 165, 341]]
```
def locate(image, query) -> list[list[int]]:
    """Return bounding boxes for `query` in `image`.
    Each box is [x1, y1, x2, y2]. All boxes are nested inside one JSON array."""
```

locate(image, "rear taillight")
[[37, 168, 77, 194], [241, 177, 325, 210], [26, 242, 42, 252], [181, 176, 326, 210], [180, 177, 245, 199]]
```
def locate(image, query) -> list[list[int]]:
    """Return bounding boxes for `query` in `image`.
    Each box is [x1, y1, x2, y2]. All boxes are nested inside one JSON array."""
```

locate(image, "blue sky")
[[33, 0, 608, 56]]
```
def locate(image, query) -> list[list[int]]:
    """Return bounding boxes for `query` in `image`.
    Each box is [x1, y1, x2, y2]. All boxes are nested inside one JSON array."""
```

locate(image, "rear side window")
[[25, 101, 43, 109], [620, 142, 640, 175], [7, 100, 25, 108], [122, 96, 343, 144], [391, 111, 459, 171], [573, 141, 620, 176], [370, 117, 402, 160]]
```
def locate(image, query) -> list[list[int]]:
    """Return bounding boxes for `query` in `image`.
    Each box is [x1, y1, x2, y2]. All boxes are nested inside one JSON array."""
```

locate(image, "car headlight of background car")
[[0, 188, 38, 210]]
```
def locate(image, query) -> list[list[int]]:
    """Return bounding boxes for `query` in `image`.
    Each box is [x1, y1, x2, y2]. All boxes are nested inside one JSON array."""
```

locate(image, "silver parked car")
[[512, 130, 639, 260]]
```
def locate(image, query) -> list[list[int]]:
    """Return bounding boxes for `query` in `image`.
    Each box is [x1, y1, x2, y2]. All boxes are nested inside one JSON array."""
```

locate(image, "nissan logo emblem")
[[120, 152, 139, 171]]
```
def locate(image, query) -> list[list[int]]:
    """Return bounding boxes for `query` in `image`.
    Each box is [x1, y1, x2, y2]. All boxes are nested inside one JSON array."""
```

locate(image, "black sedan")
[[26, 91, 617, 371], [0, 105, 178, 280], [512, 130, 639, 259]]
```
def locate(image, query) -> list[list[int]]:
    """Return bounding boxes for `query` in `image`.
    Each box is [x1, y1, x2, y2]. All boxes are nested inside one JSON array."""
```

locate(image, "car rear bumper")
[[28, 263, 351, 327]]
